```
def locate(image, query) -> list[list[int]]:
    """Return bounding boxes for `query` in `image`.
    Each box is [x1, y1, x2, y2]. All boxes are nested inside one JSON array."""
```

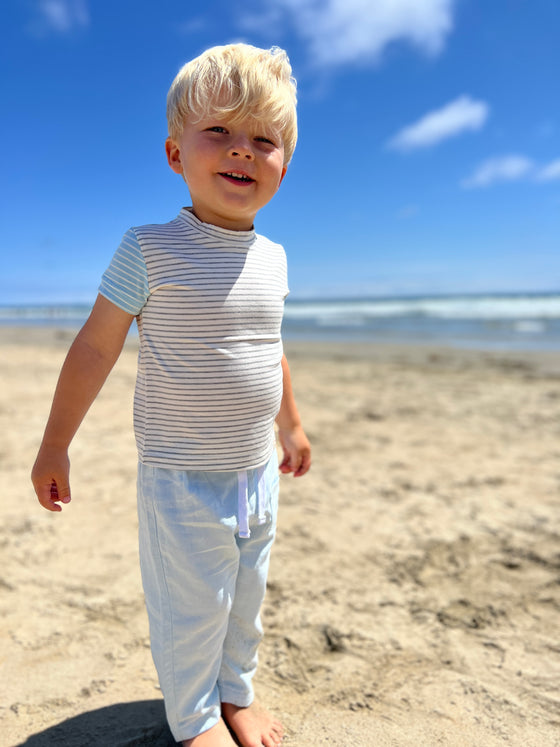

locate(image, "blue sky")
[[1, 0, 559, 302]]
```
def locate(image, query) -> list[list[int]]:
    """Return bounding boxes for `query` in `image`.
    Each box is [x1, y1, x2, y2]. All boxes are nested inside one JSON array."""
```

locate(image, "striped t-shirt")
[[99, 207, 289, 471]]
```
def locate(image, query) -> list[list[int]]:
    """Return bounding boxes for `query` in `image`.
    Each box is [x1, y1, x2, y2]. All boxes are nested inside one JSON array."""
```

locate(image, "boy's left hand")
[[278, 425, 311, 477]]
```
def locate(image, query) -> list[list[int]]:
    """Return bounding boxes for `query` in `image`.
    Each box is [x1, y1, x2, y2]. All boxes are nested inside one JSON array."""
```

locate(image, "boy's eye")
[[206, 126, 227, 133], [255, 136, 276, 146]]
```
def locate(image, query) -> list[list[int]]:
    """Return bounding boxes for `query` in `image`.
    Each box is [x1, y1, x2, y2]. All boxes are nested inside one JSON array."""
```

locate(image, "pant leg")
[[218, 453, 279, 706], [137, 464, 241, 742]]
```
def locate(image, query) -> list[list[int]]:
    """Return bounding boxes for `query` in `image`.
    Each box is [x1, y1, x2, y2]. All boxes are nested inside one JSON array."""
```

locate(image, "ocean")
[[1, 293, 559, 351]]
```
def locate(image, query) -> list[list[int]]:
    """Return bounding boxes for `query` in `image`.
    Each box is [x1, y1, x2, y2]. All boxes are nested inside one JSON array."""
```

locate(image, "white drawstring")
[[237, 471, 250, 538], [257, 466, 266, 525], [237, 466, 268, 538]]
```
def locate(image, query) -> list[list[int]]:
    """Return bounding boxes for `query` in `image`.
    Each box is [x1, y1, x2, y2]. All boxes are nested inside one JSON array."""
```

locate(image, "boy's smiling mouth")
[[219, 171, 255, 185]]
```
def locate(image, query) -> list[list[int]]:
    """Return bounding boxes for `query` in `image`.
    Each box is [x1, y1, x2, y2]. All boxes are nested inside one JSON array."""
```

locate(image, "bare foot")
[[222, 702, 283, 747], [182, 717, 236, 746]]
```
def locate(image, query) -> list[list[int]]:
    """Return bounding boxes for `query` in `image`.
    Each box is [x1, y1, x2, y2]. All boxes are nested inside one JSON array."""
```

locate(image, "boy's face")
[[166, 113, 287, 231]]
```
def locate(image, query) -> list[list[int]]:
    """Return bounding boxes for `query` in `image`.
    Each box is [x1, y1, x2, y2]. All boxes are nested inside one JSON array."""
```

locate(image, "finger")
[[51, 478, 71, 504], [35, 479, 71, 511], [278, 454, 292, 473], [281, 451, 302, 476], [293, 451, 311, 477], [36, 481, 63, 512]]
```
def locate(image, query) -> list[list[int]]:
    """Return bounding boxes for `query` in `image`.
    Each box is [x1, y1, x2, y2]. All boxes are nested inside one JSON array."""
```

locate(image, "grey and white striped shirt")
[[99, 207, 288, 471]]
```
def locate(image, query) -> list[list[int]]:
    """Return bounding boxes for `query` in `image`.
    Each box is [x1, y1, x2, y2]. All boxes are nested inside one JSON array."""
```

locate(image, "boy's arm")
[[276, 354, 311, 477], [32, 294, 135, 512]]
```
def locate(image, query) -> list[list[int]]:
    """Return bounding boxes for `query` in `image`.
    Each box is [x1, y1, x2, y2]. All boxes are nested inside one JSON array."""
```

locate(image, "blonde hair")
[[167, 43, 298, 164]]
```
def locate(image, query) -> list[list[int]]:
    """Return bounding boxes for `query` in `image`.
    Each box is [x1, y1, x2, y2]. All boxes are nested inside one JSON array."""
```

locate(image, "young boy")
[[32, 43, 311, 747]]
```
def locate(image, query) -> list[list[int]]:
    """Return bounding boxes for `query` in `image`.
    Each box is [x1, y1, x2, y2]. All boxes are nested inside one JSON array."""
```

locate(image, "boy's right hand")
[[29, 295, 135, 513], [32, 446, 71, 512]]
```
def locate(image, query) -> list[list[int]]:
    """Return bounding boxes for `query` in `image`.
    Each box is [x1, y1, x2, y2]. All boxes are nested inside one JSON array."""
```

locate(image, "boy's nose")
[[229, 136, 254, 160]]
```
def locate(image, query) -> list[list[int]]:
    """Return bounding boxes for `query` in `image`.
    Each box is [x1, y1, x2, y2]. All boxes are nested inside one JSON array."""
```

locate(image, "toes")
[[272, 724, 284, 741], [263, 729, 283, 747]]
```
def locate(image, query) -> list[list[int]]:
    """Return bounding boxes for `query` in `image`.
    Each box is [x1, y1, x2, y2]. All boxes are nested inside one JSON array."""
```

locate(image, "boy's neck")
[[189, 205, 254, 232]]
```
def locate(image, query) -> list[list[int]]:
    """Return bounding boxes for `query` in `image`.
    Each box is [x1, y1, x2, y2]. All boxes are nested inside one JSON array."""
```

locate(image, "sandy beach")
[[1, 327, 559, 746]]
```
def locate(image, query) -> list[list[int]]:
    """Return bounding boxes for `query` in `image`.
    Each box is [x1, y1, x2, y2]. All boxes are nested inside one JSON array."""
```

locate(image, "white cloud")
[[31, 0, 89, 35], [536, 159, 560, 182], [461, 156, 534, 189], [387, 96, 489, 151], [259, 0, 456, 66]]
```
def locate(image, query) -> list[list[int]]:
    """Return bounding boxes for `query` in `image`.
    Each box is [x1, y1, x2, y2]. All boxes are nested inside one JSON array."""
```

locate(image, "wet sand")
[[2, 328, 559, 745]]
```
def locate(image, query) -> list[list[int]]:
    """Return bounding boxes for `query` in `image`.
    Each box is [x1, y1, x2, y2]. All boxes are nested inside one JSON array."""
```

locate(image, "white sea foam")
[[283, 295, 560, 322], [1, 294, 559, 350], [2, 295, 559, 324], [0, 304, 91, 322], [513, 320, 546, 334]]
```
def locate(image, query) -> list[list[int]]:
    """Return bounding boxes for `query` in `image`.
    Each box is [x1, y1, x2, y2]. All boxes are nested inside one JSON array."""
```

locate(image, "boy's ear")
[[278, 165, 288, 188], [165, 137, 184, 175]]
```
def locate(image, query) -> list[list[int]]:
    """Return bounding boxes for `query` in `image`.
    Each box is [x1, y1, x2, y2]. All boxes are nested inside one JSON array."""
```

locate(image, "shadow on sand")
[[18, 699, 179, 746]]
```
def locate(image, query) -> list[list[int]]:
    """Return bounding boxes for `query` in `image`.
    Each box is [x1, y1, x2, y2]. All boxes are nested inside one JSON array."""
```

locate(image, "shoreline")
[[2, 321, 560, 351], [2, 324, 560, 378]]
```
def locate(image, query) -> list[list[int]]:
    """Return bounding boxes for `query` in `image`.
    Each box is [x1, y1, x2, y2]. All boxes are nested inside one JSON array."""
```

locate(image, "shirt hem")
[[136, 446, 277, 473]]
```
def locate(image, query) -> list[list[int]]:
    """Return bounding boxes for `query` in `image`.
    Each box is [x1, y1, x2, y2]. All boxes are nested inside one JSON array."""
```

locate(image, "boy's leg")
[[218, 455, 283, 746], [137, 464, 242, 744], [218, 518, 276, 703]]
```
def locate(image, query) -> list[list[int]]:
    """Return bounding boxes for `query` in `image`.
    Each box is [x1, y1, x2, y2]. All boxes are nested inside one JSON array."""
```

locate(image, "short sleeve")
[[99, 228, 149, 315]]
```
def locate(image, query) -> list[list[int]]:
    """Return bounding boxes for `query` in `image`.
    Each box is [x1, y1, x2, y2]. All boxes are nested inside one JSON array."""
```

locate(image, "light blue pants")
[[137, 453, 279, 742]]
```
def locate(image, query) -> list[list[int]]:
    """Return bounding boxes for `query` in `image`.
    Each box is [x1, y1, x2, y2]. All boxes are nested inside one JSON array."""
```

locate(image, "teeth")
[[223, 172, 252, 181]]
